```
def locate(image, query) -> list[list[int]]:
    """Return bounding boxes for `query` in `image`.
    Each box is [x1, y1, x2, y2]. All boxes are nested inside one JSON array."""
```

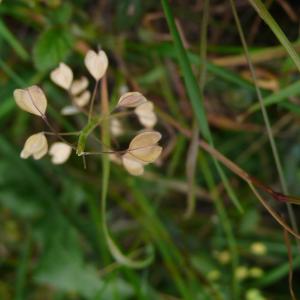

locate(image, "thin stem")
[[248, 0, 300, 72], [184, 0, 210, 219], [88, 79, 99, 121], [42, 115, 76, 150], [43, 131, 81, 136], [283, 230, 297, 300], [157, 108, 300, 206], [248, 183, 300, 239], [229, 0, 300, 250], [26, 87, 76, 149]]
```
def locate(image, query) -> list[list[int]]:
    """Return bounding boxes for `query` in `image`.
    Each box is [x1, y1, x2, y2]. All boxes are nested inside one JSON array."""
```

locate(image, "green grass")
[[1, 1, 300, 300]]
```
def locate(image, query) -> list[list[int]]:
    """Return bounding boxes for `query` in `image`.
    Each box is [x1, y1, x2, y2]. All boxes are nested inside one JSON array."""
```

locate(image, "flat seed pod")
[[20, 132, 48, 160], [50, 63, 73, 90], [109, 153, 121, 164], [49, 142, 72, 164], [122, 153, 144, 176], [117, 92, 147, 108], [73, 90, 90, 107], [14, 85, 47, 117], [110, 118, 123, 137], [61, 105, 80, 116], [129, 131, 161, 150], [84, 50, 108, 81], [33, 146, 48, 160], [129, 145, 162, 164], [70, 76, 89, 95], [137, 111, 157, 128], [135, 101, 154, 114]]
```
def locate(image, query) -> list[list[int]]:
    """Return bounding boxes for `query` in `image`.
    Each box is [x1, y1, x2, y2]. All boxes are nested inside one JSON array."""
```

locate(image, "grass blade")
[[248, 0, 300, 73], [0, 19, 29, 61], [246, 80, 300, 116], [161, 1, 240, 297], [161, 0, 243, 213], [230, 0, 299, 252]]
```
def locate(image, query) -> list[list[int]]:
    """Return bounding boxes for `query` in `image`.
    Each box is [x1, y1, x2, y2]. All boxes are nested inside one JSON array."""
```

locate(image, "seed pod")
[[122, 131, 162, 176], [70, 76, 89, 95], [117, 92, 147, 108], [20, 132, 48, 160], [73, 90, 91, 107], [129, 145, 162, 164], [50, 63, 73, 90], [110, 118, 123, 137], [14, 85, 47, 117], [129, 131, 161, 150], [122, 153, 144, 176], [49, 142, 72, 164], [84, 49, 108, 81], [61, 105, 80, 116], [134, 101, 157, 128]]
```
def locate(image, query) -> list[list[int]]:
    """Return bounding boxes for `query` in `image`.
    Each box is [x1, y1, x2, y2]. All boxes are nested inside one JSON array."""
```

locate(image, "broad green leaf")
[[33, 27, 73, 72]]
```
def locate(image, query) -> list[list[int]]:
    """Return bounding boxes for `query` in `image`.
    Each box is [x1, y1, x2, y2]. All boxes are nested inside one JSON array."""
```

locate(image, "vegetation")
[[1, 0, 300, 299]]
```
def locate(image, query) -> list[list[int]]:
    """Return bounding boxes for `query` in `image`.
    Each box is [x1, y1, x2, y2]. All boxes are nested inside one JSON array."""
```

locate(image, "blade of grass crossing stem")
[[162, 1, 240, 297], [229, 0, 300, 251], [161, 0, 208, 138], [185, 0, 209, 218], [161, 0, 243, 213], [248, 0, 300, 73], [100, 76, 154, 269]]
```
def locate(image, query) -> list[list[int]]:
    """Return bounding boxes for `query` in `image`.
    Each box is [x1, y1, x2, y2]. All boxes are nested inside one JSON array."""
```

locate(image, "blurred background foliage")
[[1, 0, 300, 299]]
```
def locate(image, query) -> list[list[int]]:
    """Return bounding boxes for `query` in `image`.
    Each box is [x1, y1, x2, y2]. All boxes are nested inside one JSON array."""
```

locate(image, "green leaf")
[[0, 190, 42, 218], [34, 243, 134, 299], [34, 243, 103, 298], [33, 27, 73, 72], [48, 3, 73, 25]]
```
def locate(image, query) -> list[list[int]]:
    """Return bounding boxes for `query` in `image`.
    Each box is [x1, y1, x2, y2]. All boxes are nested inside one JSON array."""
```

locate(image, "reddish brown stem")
[[157, 109, 300, 205]]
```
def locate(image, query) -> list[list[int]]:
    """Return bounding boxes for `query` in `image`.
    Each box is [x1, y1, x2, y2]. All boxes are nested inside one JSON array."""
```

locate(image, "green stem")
[[230, 0, 299, 250], [161, 0, 243, 213], [161, 0, 240, 297], [76, 117, 101, 155], [100, 77, 153, 269], [248, 0, 300, 72]]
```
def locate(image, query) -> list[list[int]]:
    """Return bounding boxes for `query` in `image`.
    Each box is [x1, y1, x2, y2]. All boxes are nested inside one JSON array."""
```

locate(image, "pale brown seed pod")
[[122, 153, 144, 176], [70, 76, 89, 95], [134, 101, 157, 128], [49, 142, 72, 164], [50, 63, 73, 90], [14, 86, 47, 117], [20, 132, 48, 160], [122, 131, 162, 176], [117, 92, 147, 108], [73, 90, 91, 107], [84, 50, 108, 81]]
